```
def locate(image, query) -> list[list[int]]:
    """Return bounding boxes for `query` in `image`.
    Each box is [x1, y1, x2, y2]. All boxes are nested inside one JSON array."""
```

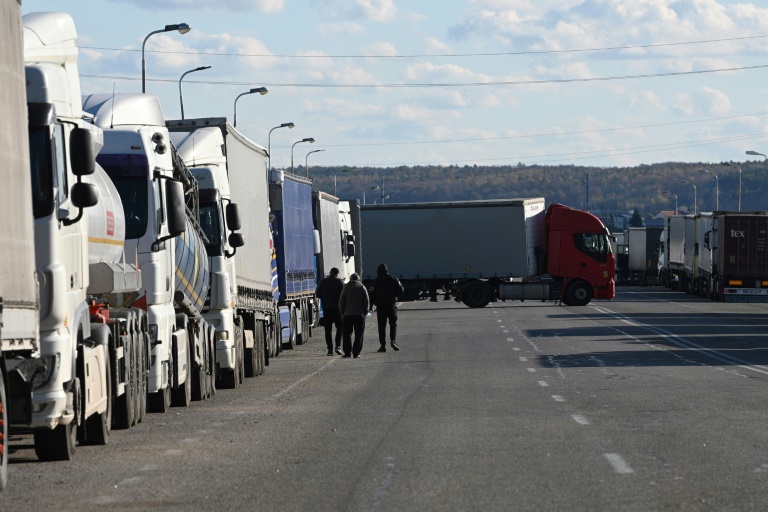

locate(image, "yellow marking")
[[88, 236, 124, 246], [175, 266, 204, 307]]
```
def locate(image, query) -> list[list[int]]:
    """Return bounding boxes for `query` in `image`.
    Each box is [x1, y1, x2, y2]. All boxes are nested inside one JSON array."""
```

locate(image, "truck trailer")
[[168, 117, 280, 385], [360, 199, 615, 308], [625, 226, 663, 285]]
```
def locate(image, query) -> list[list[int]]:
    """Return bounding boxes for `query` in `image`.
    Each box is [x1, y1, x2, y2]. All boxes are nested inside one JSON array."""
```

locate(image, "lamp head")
[[303, 137, 315, 143], [249, 87, 268, 95], [746, 150, 760, 156], [283, 122, 296, 129], [196, 65, 212, 71], [165, 23, 191, 34]]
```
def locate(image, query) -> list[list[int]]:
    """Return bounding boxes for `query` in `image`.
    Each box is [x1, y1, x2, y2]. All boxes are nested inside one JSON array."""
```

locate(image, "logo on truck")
[[731, 229, 745, 238]]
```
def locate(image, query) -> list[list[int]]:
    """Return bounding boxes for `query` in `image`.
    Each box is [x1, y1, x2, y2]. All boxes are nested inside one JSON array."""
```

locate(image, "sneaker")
[[353, 355, 362, 359], [327, 349, 334, 356], [390, 341, 400, 351], [377, 346, 386, 353], [342, 354, 351, 358], [334, 347, 342, 355]]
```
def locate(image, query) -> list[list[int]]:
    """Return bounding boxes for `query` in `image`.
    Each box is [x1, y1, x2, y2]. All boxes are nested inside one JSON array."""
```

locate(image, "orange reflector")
[[762, 281, 768, 287], [728, 280, 743, 286]]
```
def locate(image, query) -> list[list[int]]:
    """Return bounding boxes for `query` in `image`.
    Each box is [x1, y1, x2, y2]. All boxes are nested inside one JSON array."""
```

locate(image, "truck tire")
[[243, 317, 257, 378], [256, 322, 266, 376], [0, 368, 8, 491], [462, 282, 492, 308], [565, 281, 592, 307], [34, 377, 80, 461], [113, 331, 134, 430], [147, 384, 171, 414], [137, 329, 148, 423], [283, 305, 297, 350], [207, 326, 216, 398]]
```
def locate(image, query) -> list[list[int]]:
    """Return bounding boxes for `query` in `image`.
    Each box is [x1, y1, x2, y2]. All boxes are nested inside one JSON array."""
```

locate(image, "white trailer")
[[695, 213, 714, 297], [168, 118, 279, 386], [338, 200, 359, 279], [682, 215, 697, 293], [0, 0, 44, 489]]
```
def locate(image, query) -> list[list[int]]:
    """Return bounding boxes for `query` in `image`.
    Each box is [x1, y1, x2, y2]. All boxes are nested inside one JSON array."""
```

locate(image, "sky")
[[20, 0, 768, 171]]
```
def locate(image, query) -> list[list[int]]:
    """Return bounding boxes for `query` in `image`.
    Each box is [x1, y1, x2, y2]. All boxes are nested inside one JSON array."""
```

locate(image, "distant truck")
[[1, 0, 44, 490], [658, 215, 685, 289], [625, 227, 663, 285], [168, 117, 280, 385], [269, 171, 317, 347], [360, 199, 615, 307], [341, 200, 363, 277]]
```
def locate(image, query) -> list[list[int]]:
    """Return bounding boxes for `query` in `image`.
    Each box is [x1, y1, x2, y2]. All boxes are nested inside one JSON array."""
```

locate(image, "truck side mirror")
[[165, 180, 186, 237], [71, 182, 98, 208], [226, 203, 242, 231], [347, 242, 356, 257], [313, 229, 321, 255], [70, 127, 96, 176], [346, 234, 355, 242], [228, 233, 244, 249]]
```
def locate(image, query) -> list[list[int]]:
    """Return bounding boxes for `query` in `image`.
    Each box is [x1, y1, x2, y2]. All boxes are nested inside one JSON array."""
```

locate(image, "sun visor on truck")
[[27, 102, 56, 127]]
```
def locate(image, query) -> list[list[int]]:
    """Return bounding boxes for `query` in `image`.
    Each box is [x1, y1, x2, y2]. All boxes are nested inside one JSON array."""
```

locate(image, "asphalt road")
[[3, 287, 768, 511]]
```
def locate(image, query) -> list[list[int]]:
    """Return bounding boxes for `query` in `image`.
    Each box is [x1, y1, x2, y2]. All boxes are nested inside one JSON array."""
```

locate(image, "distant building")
[[589, 209, 635, 232]]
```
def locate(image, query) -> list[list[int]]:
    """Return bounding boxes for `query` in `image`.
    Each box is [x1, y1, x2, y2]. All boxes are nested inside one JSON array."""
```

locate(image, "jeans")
[[342, 315, 366, 357], [323, 308, 342, 350], [376, 305, 398, 345]]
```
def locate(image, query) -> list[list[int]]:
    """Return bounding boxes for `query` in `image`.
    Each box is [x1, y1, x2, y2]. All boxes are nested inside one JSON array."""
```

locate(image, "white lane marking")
[[512, 347, 521, 351], [552, 395, 565, 402], [590, 304, 768, 377], [272, 358, 338, 399], [527, 367, 537, 373], [571, 414, 590, 425], [604, 453, 635, 474], [370, 456, 399, 512], [519, 356, 528, 361], [497, 319, 502, 323], [506, 337, 514, 342], [621, 319, 637, 326], [538, 380, 549, 387], [116, 476, 143, 486], [502, 330, 509, 333]]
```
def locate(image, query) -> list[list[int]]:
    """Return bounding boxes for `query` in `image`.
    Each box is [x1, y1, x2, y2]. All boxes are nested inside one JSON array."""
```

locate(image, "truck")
[[339, 200, 362, 278], [167, 117, 280, 386], [19, 11, 158, 462], [82, 92, 216, 411], [681, 215, 697, 294], [269, 170, 317, 348], [658, 215, 685, 289], [694, 213, 714, 298], [625, 227, 663, 285], [1, 0, 44, 489], [360, 199, 615, 308], [697, 212, 768, 302]]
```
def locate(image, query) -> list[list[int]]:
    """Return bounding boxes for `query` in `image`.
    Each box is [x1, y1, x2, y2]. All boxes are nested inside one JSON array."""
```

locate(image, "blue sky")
[[21, 0, 768, 171]]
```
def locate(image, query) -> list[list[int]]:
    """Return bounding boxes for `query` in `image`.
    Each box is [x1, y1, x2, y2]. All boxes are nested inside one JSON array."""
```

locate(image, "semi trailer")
[[168, 117, 280, 384], [625, 226, 663, 285], [360, 199, 615, 308]]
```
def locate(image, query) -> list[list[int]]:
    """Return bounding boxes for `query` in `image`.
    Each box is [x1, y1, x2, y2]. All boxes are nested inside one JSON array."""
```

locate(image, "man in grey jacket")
[[339, 273, 369, 358]]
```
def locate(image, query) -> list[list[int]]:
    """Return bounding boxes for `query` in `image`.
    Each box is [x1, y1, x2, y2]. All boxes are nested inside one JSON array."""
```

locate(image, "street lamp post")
[[746, 150, 768, 161], [678, 180, 697, 215], [233, 87, 268, 127], [663, 190, 678, 214], [371, 178, 387, 203], [305, 149, 326, 178], [267, 122, 295, 171], [179, 65, 211, 119], [698, 169, 718, 211], [142, 23, 191, 93], [723, 162, 742, 211], [291, 138, 315, 173]]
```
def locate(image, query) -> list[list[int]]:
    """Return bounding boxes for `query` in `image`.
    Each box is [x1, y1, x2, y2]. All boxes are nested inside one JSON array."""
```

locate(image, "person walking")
[[369, 263, 404, 352], [339, 273, 369, 358], [316, 267, 344, 356]]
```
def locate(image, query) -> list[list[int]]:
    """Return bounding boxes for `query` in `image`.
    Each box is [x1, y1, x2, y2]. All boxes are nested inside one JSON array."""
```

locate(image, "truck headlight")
[[31, 354, 60, 390], [149, 323, 159, 347]]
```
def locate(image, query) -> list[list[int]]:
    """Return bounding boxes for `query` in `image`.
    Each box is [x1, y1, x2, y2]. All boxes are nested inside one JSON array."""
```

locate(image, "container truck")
[[682, 215, 697, 294], [167, 117, 280, 385], [82, 91, 216, 411], [625, 227, 663, 285], [695, 213, 714, 298], [360, 199, 615, 308], [269, 171, 317, 347], [338, 200, 361, 279], [1, 0, 45, 489], [18, 11, 161, 462], [658, 215, 685, 289]]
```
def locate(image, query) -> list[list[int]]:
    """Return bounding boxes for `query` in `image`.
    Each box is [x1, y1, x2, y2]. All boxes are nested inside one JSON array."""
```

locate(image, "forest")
[[300, 160, 768, 219]]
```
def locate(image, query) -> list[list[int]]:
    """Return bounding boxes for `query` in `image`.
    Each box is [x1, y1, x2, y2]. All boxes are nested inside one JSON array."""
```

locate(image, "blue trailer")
[[269, 170, 317, 348]]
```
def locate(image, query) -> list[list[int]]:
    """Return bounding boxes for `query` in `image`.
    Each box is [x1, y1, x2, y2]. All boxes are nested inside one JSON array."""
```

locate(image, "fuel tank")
[[174, 218, 210, 313], [86, 164, 126, 264]]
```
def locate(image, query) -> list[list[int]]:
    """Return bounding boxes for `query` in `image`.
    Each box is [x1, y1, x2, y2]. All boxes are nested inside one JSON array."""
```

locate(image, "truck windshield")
[[573, 233, 609, 263], [199, 202, 222, 256], [98, 154, 150, 239]]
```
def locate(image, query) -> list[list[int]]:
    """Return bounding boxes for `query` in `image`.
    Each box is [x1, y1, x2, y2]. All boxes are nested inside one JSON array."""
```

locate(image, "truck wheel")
[[462, 282, 492, 308], [113, 332, 134, 430], [263, 321, 271, 368], [34, 378, 80, 461], [0, 369, 8, 490], [191, 332, 206, 402], [283, 305, 297, 350], [84, 350, 112, 445], [137, 330, 148, 423], [147, 385, 171, 414], [243, 317, 256, 378], [566, 281, 592, 307], [256, 323, 266, 376]]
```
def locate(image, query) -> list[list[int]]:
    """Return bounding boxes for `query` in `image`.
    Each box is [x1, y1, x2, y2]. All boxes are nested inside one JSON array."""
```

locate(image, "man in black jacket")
[[369, 263, 404, 352], [316, 267, 344, 355]]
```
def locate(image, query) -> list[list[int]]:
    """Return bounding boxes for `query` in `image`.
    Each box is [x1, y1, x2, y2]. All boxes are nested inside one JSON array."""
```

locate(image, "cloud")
[[108, 0, 284, 12], [424, 37, 452, 53], [362, 41, 399, 56], [699, 86, 732, 116], [317, 22, 365, 35], [316, 0, 397, 22]]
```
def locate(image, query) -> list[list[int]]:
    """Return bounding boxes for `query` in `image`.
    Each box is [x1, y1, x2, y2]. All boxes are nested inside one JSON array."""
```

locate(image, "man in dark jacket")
[[369, 263, 404, 352], [339, 273, 369, 358], [316, 267, 344, 356]]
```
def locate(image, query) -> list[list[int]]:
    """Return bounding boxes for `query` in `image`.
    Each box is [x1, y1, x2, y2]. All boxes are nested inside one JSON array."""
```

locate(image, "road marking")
[[506, 337, 514, 342], [552, 395, 565, 402], [497, 319, 502, 323], [538, 380, 549, 387], [604, 453, 634, 474], [571, 414, 590, 425], [519, 356, 528, 361], [370, 456, 399, 512], [512, 347, 520, 351], [272, 357, 338, 399], [502, 330, 509, 333], [527, 367, 537, 373]]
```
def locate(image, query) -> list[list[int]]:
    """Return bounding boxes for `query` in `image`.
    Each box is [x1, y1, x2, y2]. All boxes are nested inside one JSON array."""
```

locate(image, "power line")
[[81, 62, 768, 88], [81, 33, 768, 59]]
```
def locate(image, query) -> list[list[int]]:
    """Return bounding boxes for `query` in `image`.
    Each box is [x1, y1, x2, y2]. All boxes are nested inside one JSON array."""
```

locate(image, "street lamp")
[[305, 149, 326, 178], [746, 150, 768, 161], [678, 180, 697, 215], [291, 138, 315, 173], [723, 162, 742, 211], [233, 87, 268, 127], [334, 168, 351, 196], [371, 178, 386, 203], [142, 23, 191, 93], [179, 65, 211, 119], [268, 122, 295, 171], [663, 190, 678, 214], [698, 169, 718, 211]]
